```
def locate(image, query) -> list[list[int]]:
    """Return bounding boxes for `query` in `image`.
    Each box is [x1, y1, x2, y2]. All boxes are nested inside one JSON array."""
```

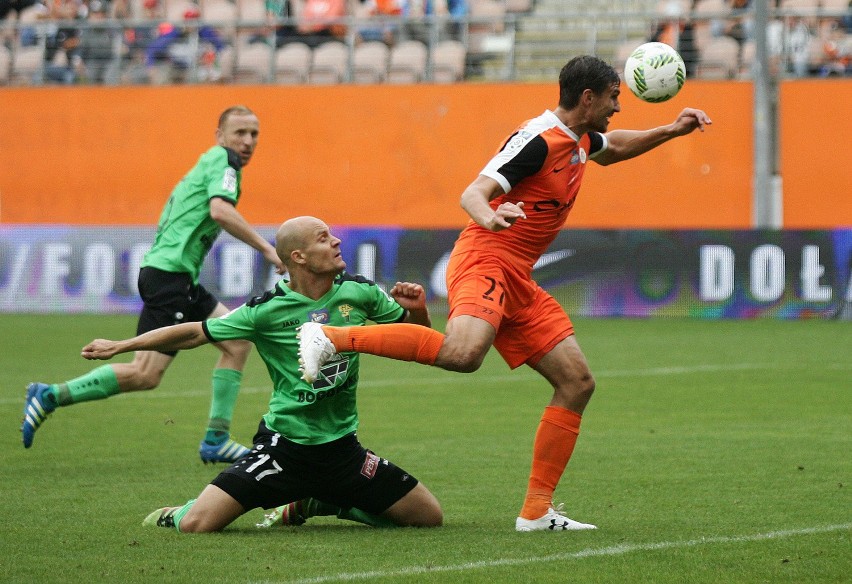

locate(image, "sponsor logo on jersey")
[[308, 309, 330, 323], [360, 452, 381, 479], [222, 167, 237, 193], [280, 318, 300, 328], [338, 304, 353, 322]]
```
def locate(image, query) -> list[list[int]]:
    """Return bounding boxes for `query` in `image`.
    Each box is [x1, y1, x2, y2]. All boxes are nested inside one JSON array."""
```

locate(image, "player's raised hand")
[[672, 108, 712, 134], [81, 339, 120, 360], [389, 282, 427, 311]]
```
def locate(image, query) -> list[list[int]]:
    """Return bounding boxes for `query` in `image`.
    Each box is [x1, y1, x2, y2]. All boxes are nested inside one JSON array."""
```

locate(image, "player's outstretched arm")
[[81, 322, 210, 360], [210, 198, 286, 274], [595, 108, 712, 166]]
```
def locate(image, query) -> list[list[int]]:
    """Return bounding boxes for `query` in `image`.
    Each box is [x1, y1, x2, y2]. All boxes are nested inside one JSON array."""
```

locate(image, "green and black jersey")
[[203, 273, 406, 445], [141, 146, 243, 284]]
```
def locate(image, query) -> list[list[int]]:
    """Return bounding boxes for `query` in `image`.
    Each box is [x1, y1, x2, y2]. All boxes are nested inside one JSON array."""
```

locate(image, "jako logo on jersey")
[[280, 319, 300, 328], [308, 309, 329, 323], [222, 168, 237, 193], [338, 304, 353, 322]]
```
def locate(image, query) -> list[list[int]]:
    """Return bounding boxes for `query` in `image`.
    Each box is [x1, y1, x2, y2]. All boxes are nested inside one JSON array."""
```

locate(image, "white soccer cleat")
[[297, 322, 337, 383], [515, 503, 597, 532]]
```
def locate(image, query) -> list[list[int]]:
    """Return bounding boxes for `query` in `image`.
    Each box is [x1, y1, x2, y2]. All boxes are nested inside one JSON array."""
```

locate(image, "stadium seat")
[[613, 38, 647, 77], [308, 40, 348, 84], [165, 0, 199, 22], [10, 45, 44, 85], [467, 0, 506, 56], [691, 0, 727, 51], [203, 0, 239, 43], [233, 42, 274, 82], [387, 39, 427, 84], [275, 41, 312, 83], [238, 0, 266, 21], [352, 41, 389, 84], [0, 44, 11, 85], [695, 35, 740, 79], [431, 39, 466, 83]]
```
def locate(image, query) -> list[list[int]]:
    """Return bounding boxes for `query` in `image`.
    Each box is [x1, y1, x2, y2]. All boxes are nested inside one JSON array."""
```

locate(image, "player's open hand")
[[389, 282, 427, 311], [672, 108, 712, 135], [488, 201, 526, 231], [81, 339, 119, 360]]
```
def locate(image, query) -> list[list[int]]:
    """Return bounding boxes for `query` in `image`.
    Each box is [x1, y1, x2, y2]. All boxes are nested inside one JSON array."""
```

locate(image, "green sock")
[[336, 506, 398, 528], [172, 499, 196, 533], [204, 369, 242, 444], [51, 365, 120, 406]]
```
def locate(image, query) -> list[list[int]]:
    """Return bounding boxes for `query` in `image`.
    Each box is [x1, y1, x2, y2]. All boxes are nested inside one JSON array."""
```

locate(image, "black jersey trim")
[[588, 131, 604, 156], [246, 282, 288, 307], [500, 134, 549, 188], [336, 272, 378, 286], [201, 320, 217, 343], [222, 146, 244, 170]]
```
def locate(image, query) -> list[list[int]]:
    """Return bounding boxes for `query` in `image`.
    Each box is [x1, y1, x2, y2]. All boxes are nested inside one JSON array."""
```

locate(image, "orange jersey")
[[452, 110, 607, 273]]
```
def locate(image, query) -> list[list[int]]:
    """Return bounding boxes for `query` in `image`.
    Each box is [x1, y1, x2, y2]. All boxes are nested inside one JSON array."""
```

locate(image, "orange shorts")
[[446, 251, 574, 369]]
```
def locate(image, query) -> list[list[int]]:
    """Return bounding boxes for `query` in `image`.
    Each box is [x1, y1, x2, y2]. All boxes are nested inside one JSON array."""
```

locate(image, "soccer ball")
[[623, 42, 686, 103]]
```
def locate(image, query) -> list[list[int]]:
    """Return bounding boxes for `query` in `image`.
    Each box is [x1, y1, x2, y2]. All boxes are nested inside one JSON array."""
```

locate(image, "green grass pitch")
[[1, 314, 850, 583]]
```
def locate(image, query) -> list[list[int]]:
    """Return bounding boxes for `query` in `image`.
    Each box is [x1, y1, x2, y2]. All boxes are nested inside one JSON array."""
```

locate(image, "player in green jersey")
[[21, 105, 286, 465], [79, 216, 443, 531]]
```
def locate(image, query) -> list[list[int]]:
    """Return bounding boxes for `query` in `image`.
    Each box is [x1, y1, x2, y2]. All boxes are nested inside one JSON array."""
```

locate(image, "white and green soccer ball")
[[623, 42, 686, 103]]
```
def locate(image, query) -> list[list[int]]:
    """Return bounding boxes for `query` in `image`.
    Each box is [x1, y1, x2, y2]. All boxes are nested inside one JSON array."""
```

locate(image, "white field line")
[[254, 523, 852, 584], [5, 362, 851, 405]]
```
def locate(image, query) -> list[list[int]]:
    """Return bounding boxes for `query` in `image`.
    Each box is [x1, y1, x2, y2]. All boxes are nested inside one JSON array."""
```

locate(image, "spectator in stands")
[[246, 0, 304, 48], [354, 0, 404, 46], [117, 0, 161, 83], [296, 0, 349, 48], [72, 0, 120, 83], [649, 0, 698, 76], [818, 17, 850, 76], [767, 15, 812, 77], [404, 0, 466, 44], [722, 0, 753, 47], [38, 0, 86, 84], [144, 4, 226, 83]]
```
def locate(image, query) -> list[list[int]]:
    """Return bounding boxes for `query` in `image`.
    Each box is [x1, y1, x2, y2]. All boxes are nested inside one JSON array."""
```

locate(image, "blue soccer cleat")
[[22, 382, 55, 449], [198, 437, 251, 464]]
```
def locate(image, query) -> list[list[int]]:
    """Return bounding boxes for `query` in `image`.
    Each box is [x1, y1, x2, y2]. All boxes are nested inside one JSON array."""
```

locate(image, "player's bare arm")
[[390, 282, 431, 327], [460, 175, 526, 232], [81, 322, 209, 360], [594, 108, 712, 166], [209, 198, 286, 274]]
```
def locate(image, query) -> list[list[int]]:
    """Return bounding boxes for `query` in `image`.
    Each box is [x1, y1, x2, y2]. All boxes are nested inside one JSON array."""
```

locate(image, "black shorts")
[[136, 266, 219, 356], [211, 420, 419, 514]]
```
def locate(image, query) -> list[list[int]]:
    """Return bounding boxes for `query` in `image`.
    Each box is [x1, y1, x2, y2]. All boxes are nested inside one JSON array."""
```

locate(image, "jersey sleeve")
[[202, 304, 257, 343], [205, 146, 240, 205], [479, 133, 548, 193], [367, 285, 406, 324], [587, 131, 608, 159]]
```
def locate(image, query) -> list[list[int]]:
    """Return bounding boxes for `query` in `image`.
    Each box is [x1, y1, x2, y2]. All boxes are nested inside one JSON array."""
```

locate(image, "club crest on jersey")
[[338, 304, 353, 322], [308, 309, 330, 323], [222, 167, 237, 193]]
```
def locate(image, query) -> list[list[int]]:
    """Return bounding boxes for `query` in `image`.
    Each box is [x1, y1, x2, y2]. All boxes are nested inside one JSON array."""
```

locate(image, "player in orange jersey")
[[298, 55, 712, 531]]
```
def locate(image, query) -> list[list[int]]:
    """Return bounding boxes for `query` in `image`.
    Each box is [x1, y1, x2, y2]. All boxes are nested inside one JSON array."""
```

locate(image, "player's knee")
[[438, 345, 486, 373]]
